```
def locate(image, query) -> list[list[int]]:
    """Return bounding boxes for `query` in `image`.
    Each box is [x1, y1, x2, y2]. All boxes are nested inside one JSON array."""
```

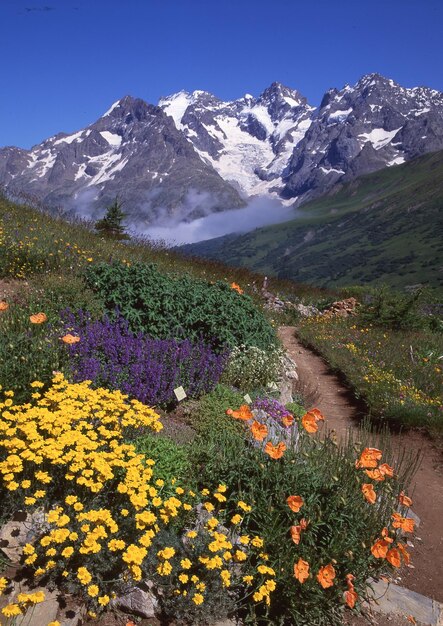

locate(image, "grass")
[[0, 194, 329, 302], [180, 149, 443, 290], [297, 316, 443, 435]]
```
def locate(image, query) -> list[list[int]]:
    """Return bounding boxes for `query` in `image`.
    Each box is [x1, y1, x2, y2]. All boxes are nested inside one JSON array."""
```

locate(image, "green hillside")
[[181, 150, 443, 289]]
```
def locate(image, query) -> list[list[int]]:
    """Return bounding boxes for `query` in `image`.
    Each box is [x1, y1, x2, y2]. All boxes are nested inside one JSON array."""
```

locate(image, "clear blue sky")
[[1, 0, 442, 149]]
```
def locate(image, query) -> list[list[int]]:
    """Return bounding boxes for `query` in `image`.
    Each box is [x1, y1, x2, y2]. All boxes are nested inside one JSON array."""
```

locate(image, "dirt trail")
[[278, 326, 443, 609]]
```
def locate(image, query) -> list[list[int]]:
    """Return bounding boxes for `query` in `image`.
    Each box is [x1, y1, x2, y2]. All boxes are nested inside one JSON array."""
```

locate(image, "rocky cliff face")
[[1, 73, 442, 226]]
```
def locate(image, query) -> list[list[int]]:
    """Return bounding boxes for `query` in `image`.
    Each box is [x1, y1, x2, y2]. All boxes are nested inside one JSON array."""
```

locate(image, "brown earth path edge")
[[278, 326, 443, 623]]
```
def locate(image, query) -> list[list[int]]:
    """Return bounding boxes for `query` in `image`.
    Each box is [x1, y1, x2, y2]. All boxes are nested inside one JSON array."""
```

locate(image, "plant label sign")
[[174, 386, 187, 402], [243, 394, 252, 404]]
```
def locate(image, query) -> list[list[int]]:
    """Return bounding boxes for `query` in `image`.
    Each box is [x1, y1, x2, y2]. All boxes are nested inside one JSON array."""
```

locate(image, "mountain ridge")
[[1, 73, 442, 228]]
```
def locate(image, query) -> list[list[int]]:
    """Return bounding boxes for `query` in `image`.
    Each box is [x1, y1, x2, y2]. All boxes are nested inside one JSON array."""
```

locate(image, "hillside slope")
[[180, 150, 443, 289]]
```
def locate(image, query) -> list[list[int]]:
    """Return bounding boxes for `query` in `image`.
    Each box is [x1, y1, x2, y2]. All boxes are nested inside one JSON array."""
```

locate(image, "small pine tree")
[[95, 198, 128, 239]]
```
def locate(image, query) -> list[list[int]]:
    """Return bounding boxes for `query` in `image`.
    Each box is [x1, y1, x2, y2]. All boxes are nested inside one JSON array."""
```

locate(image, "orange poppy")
[[286, 495, 304, 512], [290, 519, 308, 544], [361, 483, 376, 504], [293, 558, 309, 583], [301, 412, 318, 433], [397, 542, 411, 566], [226, 404, 254, 422], [355, 447, 382, 469], [29, 312, 47, 324], [282, 414, 294, 427], [250, 421, 268, 441], [226, 405, 253, 421], [386, 547, 401, 568], [317, 564, 336, 589], [345, 573, 355, 587], [61, 334, 81, 345], [264, 441, 286, 459], [391, 513, 415, 533], [230, 282, 244, 294], [378, 463, 394, 478], [309, 408, 325, 421], [344, 588, 358, 609], [365, 468, 385, 481], [381, 526, 393, 541], [290, 525, 301, 544], [398, 491, 413, 508], [371, 539, 391, 559], [0, 301, 9, 312]]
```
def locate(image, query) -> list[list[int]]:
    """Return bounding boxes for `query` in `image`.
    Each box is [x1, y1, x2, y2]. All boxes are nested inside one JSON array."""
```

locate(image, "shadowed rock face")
[[1, 74, 443, 225]]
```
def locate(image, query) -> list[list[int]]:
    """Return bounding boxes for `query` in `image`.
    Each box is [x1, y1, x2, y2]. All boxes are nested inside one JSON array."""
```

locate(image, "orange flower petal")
[[264, 441, 286, 459], [397, 542, 411, 565], [365, 468, 385, 482], [391, 513, 415, 533], [230, 404, 253, 421], [61, 334, 80, 345], [344, 588, 358, 608], [0, 301, 9, 312], [282, 414, 294, 427], [290, 525, 301, 545], [301, 413, 318, 433], [317, 564, 336, 589], [294, 558, 309, 583], [379, 463, 394, 478], [286, 495, 304, 512], [250, 420, 268, 441], [361, 483, 376, 504], [371, 539, 390, 559], [355, 447, 382, 469], [29, 312, 47, 324], [398, 491, 413, 508], [386, 547, 401, 568]]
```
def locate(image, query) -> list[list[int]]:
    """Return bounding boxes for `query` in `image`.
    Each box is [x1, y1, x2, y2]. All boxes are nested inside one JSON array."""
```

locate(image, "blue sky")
[[1, 0, 442, 149]]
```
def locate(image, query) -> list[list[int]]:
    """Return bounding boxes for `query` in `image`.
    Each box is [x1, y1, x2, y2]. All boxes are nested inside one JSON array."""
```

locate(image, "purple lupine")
[[60, 310, 228, 406]]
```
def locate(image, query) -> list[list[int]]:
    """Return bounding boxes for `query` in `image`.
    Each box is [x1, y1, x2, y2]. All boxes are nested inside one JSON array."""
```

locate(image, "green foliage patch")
[[84, 261, 277, 351]]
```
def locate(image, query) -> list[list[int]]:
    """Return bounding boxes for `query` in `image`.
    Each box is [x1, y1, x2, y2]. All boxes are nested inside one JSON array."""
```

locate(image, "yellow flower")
[[192, 593, 204, 605], [87, 585, 99, 597], [77, 567, 92, 585], [181, 558, 192, 569], [231, 514, 242, 525], [2, 604, 22, 617], [98, 595, 110, 606], [158, 547, 175, 560]]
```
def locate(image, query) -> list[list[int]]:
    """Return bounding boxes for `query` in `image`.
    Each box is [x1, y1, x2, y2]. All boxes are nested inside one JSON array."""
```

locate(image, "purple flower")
[[251, 396, 292, 424], [60, 310, 228, 407]]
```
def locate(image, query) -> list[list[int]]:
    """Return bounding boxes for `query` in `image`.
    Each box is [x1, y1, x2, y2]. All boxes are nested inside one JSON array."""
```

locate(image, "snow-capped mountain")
[[1, 73, 442, 226], [281, 74, 443, 202], [158, 82, 314, 199], [0, 96, 245, 224]]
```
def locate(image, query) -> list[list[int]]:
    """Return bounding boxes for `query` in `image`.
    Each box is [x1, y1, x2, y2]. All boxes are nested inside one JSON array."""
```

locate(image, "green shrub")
[[190, 397, 419, 625], [359, 285, 432, 331], [221, 344, 283, 391], [84, 261, 276, 351], [134, 433, 192, 485]]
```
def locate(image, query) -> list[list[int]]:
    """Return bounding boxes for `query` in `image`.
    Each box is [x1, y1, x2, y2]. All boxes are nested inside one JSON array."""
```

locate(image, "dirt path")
[[279, 326, 443, 614]]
